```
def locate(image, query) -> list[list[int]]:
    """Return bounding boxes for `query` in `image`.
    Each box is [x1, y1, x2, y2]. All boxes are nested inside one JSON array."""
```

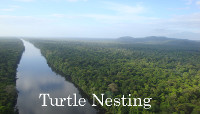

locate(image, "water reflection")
[[16, 40, 97, 114]]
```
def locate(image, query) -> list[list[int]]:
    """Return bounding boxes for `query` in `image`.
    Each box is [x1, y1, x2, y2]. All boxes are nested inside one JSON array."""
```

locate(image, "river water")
[[16, 40, 97, 114]]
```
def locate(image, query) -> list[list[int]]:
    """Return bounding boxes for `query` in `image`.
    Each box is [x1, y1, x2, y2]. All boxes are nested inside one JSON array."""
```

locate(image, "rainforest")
[[27, 37, 200, 114], [1, 0, 200, 113], [0, 38, 24, 114]]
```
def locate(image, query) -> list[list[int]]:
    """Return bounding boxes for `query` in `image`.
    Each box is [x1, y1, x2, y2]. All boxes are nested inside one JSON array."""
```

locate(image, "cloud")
[[167, 13, 200, 28], [48, 2, 148, 23], [184, 0, 200, 7], [168, 7, 190, 10], [0, 15, 58, 37], [169, 31, 200, 40], [150, 13, 200, 29], [62, 2, 147, 24], [14, 0, 34, 2], [196, 1, 200, 7], [112, 5, 144, 14], [80, 14, 158, 24], [147, 12, 200, 40], [185, 0, 193, 5], [66, 0, 87, 2], [0, 5, 20, 12], [0, 13, 198, 40], [104, 2, 145, 14], [0, 15, 52, 26], [48, 12, 158, 25], [0, 1, 199, 39], [51, 14, 66, 18]]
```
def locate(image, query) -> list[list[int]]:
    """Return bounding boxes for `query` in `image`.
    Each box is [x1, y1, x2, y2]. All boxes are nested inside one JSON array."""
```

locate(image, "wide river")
[[16, 40, 97, 114]]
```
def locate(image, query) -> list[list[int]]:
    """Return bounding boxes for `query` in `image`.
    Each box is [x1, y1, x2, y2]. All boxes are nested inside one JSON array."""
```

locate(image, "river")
[[16, 40, 97, 114]]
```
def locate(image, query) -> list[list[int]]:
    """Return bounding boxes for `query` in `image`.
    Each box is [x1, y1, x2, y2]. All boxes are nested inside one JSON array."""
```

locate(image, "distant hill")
[[117, 36, 200, 47], [117, 36, 177, 43], [118, 36, 135, 40]]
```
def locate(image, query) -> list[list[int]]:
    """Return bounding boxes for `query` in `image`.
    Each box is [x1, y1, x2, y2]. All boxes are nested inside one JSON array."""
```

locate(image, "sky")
[[0, 0, 200, 40]]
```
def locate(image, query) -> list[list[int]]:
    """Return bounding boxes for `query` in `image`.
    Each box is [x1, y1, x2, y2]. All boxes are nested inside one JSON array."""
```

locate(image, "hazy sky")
[[0, 0, 200, 40]]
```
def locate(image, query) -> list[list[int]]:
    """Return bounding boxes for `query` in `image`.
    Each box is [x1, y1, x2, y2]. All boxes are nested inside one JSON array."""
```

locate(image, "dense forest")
[[29, 38, 200, 114], [0, 38, 24, 114]]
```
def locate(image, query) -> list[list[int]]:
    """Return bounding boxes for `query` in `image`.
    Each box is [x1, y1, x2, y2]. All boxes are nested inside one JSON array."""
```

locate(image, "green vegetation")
[[29, 38, 200, 114], [0, 38, 24, 114]]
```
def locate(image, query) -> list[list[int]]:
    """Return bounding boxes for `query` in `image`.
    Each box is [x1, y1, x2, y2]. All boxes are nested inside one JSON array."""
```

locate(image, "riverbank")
[[44, 60, 106, 114]]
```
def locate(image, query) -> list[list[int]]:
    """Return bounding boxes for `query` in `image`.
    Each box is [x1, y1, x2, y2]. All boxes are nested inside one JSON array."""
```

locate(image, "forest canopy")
[[0, 38, 24, 114], [29, 38, 200, 114]]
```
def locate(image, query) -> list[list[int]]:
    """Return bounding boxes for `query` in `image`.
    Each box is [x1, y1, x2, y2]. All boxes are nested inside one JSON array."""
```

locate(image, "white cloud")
[[48, 2, 147, 23], [105, 2, 145, 14], [150, 13, 200, 30], [167, 13, 200, 28], [147, 13, 200, 40], [185, 0, 193, 5], [51, 14, 66, 18], [0, 15, 52, 26], [80, 14, 158, 24], [0, 13, 198, 40], [62, 2, 147, 24], [14, 0, 34, 2], [0, 15, 58, 37], [168, 31, 200, 40], [0, 5, 20, 12], [185, 0, 200, 7], [168, 7, 190, 10], [48, 12, 158, 25], [66, 0, 87, 2], [66, 0, 78, 2], [0, 0, 199, 40], [196, 1, 200, 7], [1, 8, 14, 12]]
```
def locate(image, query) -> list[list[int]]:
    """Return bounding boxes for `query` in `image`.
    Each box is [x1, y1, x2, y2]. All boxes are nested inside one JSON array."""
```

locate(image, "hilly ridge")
[[117, 36, 200, 47]]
